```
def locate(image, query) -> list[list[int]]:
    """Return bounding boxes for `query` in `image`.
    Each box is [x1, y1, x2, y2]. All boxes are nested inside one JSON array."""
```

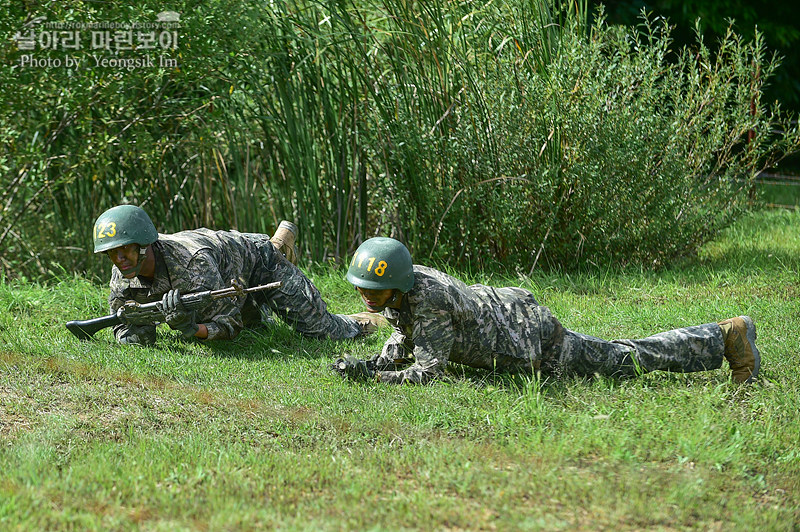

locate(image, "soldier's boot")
[[348, 312, 388, 336], [271, 221, 299, 265], [718, 315, 761, 384]]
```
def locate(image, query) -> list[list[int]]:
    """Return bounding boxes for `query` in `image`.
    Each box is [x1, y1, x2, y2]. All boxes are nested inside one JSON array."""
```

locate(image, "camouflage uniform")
[[109, 229, 362, 344], [369, 266, 725, 384]]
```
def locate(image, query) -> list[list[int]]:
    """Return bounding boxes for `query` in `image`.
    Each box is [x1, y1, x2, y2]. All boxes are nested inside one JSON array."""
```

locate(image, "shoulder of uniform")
[[157, 229, 218, 257], [109, 266, 125, 287], [412, 265, 456, 287], [407, 266, 455, 306], [411, 264, 438, 279]]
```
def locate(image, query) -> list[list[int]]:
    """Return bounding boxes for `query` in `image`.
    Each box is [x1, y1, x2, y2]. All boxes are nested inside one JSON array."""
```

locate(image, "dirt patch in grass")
[[0, 352, 318, 446], [0, 383, 34, 439]]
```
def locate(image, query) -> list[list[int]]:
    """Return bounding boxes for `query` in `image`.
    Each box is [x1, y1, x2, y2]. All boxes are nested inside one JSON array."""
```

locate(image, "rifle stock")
[[66, 314, 122, 341]]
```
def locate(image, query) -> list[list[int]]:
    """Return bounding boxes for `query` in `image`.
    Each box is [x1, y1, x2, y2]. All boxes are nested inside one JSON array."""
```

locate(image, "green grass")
[[759, 181, 800, 208], [2, 209, 799, 530]]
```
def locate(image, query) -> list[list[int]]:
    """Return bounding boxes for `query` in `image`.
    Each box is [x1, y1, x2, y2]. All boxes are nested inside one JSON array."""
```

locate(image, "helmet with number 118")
[[346, 237, 414, 292]]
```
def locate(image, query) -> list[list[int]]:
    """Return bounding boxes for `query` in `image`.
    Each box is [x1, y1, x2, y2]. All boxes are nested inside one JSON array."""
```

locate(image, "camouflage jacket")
[[109, 229, 269, 342], [371, 266, 556, 384]]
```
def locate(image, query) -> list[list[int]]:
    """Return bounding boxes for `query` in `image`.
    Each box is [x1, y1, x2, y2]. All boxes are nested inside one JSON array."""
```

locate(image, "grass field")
[[759, 181, 800, 209], [1, 209, 799, 530]]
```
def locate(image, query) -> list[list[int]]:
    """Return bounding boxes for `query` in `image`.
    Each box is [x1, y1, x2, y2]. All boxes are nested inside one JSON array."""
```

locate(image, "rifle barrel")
[[208, 281, 282, 299]]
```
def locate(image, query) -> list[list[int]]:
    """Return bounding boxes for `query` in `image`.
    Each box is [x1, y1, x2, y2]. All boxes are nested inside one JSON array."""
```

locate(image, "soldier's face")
[[356, 287, 395, 312], [106, 243, 141, 278]]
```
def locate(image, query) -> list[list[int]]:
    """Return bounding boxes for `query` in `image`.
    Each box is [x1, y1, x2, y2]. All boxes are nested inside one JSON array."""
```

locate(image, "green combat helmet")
[[346, 237, 414, 292], [93, 205, 158, 254]]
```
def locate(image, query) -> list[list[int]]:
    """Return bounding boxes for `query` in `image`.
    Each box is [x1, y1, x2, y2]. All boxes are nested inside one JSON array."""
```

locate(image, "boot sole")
[[741, 315, 761, 384]]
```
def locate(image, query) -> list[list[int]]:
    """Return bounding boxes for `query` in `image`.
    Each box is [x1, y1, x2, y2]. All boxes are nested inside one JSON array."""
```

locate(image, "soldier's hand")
[[157, 289, 200, 339], [331, 355, 376, 380], [370, 353, 413, 371], [116, 305, 130, 324], [116, 301, 153, 325]]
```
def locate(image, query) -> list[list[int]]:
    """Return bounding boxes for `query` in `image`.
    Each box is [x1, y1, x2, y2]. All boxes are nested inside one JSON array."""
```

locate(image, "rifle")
[[332, 355, 414, 377], [66, 280, 282, 341]]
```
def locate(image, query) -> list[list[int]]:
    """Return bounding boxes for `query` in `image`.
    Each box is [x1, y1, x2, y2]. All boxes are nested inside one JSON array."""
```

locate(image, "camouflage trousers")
[[242, 234, 361, 340], [540, 309, 725, 378]]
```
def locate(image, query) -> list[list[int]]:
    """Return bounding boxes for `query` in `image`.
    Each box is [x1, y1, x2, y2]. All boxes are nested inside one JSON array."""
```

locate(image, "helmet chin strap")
[[125, 245, 148, 277], [370, 288, 401, 312], [387, 291, 399, 305], [363, 289, 399, 312]]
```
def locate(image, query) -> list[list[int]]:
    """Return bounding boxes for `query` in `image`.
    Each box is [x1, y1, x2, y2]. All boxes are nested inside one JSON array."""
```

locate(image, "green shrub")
[[1, 0, 799, 280], [0, 1, 253, 279], [361, 3, 800, 269]]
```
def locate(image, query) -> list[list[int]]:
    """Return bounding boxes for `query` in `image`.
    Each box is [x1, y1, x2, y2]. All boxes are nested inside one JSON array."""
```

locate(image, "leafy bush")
[[1, 0, 799, 280], [0, 1, 252, 278], [360, 3, 800, 270]]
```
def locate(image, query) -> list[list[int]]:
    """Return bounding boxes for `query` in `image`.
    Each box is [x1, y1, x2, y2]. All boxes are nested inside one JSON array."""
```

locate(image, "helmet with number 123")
[[92, 204, 158, 254]]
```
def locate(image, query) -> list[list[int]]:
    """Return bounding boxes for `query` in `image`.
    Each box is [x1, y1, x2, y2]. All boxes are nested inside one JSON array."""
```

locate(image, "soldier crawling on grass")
[[333, 237, 761, 385], [92, 205, 385, 345]]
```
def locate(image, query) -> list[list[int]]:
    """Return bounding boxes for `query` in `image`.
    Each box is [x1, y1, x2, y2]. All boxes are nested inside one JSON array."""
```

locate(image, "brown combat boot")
[[271, 221, 298, 265], [348, 312, 388, 336], [718, 316, 761, 384]]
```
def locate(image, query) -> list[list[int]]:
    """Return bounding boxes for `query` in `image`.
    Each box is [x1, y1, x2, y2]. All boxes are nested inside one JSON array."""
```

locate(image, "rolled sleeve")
[[180, 251, 245, 340], [109, 290, 156, 345]]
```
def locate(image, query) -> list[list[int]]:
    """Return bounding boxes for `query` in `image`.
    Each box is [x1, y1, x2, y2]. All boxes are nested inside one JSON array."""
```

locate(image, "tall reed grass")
[[1, 0, 798, 280]]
